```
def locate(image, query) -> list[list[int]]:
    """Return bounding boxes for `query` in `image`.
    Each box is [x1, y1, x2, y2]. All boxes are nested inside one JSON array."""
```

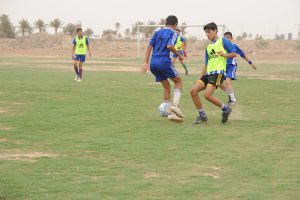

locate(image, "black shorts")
[[199, 74, 225, 88]]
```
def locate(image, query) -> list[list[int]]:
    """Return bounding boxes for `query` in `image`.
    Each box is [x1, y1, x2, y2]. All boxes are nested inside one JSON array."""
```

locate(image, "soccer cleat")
[[168, 112, 183, 123], [170, 105, 184, 118], [193, 115, 208, 124], [228, 100, 237, 106], [222, 107, 232, 123], [74, 75, 79, 81], [185, 68, 189, 76], [76, 78, 82, 82]]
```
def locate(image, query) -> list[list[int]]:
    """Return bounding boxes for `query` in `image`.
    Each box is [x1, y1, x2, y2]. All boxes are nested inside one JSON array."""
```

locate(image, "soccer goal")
[[136, 24, 229, 58]]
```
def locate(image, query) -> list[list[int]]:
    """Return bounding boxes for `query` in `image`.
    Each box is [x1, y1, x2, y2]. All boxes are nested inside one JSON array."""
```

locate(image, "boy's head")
[[77, 28, 83, 37], [166, 15, 178, 29], [175, 28, 181, 35], [224, 32, 233, 41], [203, 22, 218, 41]]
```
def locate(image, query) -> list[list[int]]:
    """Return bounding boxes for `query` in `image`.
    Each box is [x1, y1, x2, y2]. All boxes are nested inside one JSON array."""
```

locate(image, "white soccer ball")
[[158, 102, 171, 117]]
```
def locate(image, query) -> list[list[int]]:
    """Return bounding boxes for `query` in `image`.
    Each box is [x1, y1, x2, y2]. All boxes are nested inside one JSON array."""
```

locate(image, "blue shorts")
[[73, 54, 86, 62], [150, 62, 179, 82], [226, 65, 237, 80], [172, 50, 184, 58]]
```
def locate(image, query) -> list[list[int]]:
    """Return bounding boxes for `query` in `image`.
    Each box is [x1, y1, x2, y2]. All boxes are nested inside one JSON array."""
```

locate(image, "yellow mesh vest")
[[206, 38, 227, 73], [75, 36, 87, 55], [175, 36, 184, 50]]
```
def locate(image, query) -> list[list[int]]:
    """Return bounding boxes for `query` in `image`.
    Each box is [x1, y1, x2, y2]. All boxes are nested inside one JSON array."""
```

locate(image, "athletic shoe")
[[170, 105, 184, 118], [193, 115, 208, 124], [228, 100, 237, 106], [74, 75, 79, 81], [185, 68, 189, 76], [222, 107, 232, 123], [168, 112, 183, 123], [77, 78, 82, 82]]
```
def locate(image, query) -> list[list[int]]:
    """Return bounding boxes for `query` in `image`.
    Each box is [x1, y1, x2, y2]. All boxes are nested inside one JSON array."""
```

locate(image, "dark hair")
[[76, 28, 83, 33], [175, 28, 181, 32], [224, 32, 233, 37], [203, 22, 218, 31], [166, 15, 178, 26]]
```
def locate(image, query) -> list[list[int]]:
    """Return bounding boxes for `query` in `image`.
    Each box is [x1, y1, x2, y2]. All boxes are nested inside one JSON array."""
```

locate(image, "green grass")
[[0, 57, 300, 200]]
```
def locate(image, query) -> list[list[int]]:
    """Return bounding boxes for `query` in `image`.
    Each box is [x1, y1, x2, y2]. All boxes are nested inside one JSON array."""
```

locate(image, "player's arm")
[[199, 51, 208, 77], [141, 45, 152, 73], [218, 38, 237, 58], [235, 45, 256, 70], [72, 38, 76, 58], [86, 37, 92, 57], [167, 45, 184, 61], [182, 37, 187, 57]]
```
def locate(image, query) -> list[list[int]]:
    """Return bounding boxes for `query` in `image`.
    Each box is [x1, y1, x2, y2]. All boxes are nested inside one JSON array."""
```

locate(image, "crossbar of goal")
[[137, 24, 228, 58]]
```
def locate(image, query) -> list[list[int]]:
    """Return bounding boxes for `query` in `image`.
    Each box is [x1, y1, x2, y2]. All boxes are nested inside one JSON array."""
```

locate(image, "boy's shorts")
[[226, 64, 237, 80], [172, 50, 184, 58], [150, 62, 179, 82], [73, 54, 86, 62], [198, 73, 225, 88]]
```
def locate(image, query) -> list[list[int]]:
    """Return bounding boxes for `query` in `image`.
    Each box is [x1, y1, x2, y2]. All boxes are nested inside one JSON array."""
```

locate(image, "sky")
[[1, 0, 300, 39]]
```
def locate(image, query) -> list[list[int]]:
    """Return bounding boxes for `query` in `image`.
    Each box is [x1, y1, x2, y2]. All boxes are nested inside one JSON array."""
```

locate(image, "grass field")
[[0, 56, 300, 200]]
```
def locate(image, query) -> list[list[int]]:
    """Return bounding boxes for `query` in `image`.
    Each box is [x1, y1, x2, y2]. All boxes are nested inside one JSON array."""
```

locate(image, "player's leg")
[[73, 57, 80, 80], [190, 80, 208, 124], [204, 74, 232, 123], [226, 65, 237, 105], [77, 61, 83, 81], [179, 60, 189, 75], [160, 79, 172, 108], [169, 75, 184, 118]]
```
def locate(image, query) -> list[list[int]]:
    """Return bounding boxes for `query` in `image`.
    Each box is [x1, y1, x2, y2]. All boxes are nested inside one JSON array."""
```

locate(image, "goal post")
[[137, 24, 229, 58]]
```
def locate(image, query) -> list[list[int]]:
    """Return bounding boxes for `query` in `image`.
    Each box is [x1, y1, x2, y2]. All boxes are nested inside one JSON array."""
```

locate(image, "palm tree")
[[131, 21, 144, 39], [124, 28, 130, 39], [34, 19, 47, 32], [85, 28, 94, 37], [19, 19, 32, 36], [49, 18, 63, 34], [143, 21, 157, 40], [0, 14, 15, 38], [115, 22, 121, 39]]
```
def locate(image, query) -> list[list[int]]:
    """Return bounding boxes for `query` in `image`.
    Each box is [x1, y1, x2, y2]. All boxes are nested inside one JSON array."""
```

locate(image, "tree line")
[[0, 14, 189, 40]]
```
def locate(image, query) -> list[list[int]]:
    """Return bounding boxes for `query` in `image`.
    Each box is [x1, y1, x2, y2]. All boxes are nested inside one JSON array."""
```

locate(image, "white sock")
[[229, 92, 236, 101], [173, 89, 181, 107]]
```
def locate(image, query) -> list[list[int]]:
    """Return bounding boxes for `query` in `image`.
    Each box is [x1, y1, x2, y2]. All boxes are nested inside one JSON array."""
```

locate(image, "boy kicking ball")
[[141, 15, 185, 123]]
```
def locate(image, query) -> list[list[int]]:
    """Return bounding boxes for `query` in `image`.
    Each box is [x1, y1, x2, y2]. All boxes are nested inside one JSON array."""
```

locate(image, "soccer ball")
[[158, 102, 171, 117]]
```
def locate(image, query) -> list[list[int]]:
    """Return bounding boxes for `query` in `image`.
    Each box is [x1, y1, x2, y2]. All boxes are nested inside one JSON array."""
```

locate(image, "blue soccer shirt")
[[149, 28, 178, 63], [227, 43, 246, 67]]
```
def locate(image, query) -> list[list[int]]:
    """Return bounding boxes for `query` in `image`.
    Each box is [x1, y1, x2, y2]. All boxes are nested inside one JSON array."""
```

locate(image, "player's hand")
[[89, 52, 92, 58], [217, 51, 225, 57], [251, 64, 256, 70], [183, 50, 187, 58], [140, 63, 149, 74], [179, 55, 184, 61]]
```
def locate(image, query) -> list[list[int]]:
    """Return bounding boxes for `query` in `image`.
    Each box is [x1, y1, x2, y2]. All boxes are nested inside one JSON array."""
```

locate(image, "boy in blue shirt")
[[223, 32, 256, 105], [141, 15, 185, 123]]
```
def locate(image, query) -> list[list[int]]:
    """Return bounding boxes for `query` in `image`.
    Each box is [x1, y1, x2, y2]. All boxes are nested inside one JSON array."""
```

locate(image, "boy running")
[[72, 28, 92, 82], [172, 28, 189, 75], [222, 31, 256, 105], [141, 15, 185, 123], [190, 22, 237, 124]]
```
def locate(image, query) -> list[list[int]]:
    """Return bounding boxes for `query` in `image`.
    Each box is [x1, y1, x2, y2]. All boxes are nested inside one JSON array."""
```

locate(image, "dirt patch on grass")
[[0, 138, 8, 142], [144, 172, 161, 178], [0, 108, 10, 113], [0, 126, 11, 131], [0, 152, 59, 162], [247, 75, 300, 81]]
